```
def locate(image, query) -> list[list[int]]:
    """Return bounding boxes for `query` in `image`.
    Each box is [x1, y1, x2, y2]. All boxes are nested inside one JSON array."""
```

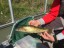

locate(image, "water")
[[0, 26, 12, 43]]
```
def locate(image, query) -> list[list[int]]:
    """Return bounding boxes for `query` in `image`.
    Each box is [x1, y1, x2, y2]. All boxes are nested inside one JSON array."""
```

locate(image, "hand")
[[28, 20, 40, 27], [40, 32, 55, 42]]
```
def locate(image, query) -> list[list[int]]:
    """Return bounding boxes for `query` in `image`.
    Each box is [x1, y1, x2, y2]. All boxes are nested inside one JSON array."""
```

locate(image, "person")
[[29, 0, 64, 47]]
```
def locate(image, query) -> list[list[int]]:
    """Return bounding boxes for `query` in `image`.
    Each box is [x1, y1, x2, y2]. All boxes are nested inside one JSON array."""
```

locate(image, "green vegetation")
[[12, 0, 45, 20], [0, 0, 11, 25], [0, 0, 53, 25]]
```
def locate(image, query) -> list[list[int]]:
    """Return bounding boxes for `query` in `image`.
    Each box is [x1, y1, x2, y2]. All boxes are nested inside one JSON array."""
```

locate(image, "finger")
[[39, 33, 44, 36], [34, 24, 38, 27], [41, 33, 49, 40], [28, 20, 33, 25], [45, 32, 52, 38], [40, 33, 46, 37], [39, 33, 42, 36], [28, 20, 35, 25], [29, 20, 38, 27]]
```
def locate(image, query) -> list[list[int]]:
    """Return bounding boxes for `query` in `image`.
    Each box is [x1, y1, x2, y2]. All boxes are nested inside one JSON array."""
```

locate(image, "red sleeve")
[[62, 30, 64, 35], [42, 0, 60, 24]]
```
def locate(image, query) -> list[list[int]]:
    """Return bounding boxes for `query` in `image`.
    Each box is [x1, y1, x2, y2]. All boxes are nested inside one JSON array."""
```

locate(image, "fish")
[[16, 25, 48, 33]]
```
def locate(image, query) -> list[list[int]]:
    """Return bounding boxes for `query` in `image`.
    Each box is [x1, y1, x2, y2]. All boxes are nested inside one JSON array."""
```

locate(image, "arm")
[[28, 0, 60, 26], [38, 0, 60, 25]]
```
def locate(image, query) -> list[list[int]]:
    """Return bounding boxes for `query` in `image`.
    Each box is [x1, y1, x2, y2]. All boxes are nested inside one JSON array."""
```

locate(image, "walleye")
[[16, 25, 48, 33]]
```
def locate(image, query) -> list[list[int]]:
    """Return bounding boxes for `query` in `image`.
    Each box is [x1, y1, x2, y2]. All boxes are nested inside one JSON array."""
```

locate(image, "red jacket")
[[42, 0, 64, 40], [42, 0, 60, 24]]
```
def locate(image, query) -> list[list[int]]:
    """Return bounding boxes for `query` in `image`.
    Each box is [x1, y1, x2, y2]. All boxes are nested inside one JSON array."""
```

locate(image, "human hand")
[[40, 32, 55, 42], [28, 20, 40, 27]]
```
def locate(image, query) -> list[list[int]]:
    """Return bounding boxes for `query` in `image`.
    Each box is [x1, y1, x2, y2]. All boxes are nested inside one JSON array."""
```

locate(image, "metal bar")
[[0, 22, 13, 28], [8, 0, 14, 23], [44, 0, 47, 13]]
